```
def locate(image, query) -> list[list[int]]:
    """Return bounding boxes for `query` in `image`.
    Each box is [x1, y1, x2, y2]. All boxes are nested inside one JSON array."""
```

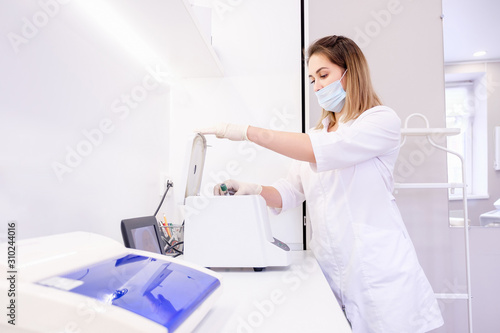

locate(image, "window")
[[445, 83, 473, 191], [445, 72, 488, 199]]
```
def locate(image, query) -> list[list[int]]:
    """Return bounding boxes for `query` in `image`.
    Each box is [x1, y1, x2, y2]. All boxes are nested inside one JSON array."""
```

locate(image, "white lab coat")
[[272, 106, 444, 333]]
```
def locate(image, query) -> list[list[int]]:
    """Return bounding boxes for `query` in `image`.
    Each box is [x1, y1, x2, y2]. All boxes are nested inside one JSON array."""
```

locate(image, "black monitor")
[[121, 216, 165, 255]]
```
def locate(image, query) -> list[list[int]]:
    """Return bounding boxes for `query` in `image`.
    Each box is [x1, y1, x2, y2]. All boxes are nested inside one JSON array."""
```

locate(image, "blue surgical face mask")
[[315, 69, 347, 113]]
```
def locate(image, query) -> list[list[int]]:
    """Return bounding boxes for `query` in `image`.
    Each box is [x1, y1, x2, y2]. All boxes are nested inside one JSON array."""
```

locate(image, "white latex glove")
[[196, 123, 249, 141], [214, 179, 262, 196]]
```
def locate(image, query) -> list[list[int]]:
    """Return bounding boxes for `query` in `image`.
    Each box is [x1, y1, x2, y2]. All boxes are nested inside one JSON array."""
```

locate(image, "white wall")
[[166, 0, 304, 249], [0, 1, 170, 243]]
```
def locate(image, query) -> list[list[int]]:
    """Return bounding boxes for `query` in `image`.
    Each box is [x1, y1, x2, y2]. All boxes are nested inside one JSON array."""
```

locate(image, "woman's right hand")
[[213, 179, 263, 196], [196, 123, 249, 141]]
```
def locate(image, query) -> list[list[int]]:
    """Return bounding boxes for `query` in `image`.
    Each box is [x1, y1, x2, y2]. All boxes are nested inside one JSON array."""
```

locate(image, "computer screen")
[[131, 225, 162, 254], [121, 216, 164, 255]]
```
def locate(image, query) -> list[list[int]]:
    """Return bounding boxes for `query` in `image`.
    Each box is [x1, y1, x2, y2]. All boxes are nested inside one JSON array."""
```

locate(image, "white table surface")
[[190, 250, 352, 333]]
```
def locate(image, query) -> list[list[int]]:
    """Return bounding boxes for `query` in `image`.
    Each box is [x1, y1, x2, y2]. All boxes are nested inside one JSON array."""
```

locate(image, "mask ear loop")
[[340, 68, 348, 82]]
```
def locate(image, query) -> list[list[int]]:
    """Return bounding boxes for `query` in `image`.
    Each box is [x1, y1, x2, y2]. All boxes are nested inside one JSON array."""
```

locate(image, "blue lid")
[[37, 254, 220, 332]]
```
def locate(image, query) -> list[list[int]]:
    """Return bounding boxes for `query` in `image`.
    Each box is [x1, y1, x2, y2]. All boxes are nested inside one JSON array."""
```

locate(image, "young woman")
[[199, 35, 443, 333]]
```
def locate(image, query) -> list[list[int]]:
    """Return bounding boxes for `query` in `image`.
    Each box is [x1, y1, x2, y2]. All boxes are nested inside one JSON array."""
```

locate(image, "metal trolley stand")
[[395, 113, 473, 333]]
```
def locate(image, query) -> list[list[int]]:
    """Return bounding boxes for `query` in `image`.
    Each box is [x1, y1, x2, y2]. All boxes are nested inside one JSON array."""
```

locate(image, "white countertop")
[[191, 250, 352, 333]]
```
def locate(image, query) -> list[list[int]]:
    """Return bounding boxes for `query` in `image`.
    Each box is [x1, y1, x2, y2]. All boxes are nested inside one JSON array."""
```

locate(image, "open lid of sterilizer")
[[182, 133, 207, 202]]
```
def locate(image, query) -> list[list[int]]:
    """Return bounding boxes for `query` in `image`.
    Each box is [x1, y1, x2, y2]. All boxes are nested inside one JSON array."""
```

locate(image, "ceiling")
[[442, 0, 500, 63]]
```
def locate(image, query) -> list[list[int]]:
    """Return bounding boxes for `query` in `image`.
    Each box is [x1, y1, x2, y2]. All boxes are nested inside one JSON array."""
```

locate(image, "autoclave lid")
[[184, 133, 207, 199]]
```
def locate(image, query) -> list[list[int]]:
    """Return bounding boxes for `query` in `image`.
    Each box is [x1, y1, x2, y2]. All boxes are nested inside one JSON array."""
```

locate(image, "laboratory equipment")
[[0, 232, 222, 333], [121, 216, 166, 254], [480, 198, 500, 227], [181, 133, 291, 270]]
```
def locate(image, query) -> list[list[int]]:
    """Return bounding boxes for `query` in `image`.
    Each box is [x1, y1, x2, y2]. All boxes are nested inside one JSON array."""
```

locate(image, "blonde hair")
[[307, 35, 382, 130]]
